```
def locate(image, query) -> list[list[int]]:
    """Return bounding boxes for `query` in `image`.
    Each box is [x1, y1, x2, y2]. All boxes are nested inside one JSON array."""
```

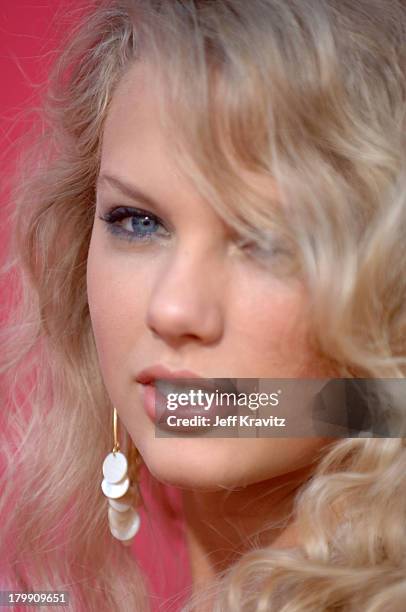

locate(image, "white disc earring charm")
[[109, 488, 134, 512], [108, 505, 138, 529], [101, 475, 130, 499], [109, 511, 141, 541], [103, 451, 128, 484]]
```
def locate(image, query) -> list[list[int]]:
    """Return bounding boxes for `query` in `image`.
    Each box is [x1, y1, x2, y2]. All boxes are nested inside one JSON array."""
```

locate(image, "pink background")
[[0, 3, 191, 609]]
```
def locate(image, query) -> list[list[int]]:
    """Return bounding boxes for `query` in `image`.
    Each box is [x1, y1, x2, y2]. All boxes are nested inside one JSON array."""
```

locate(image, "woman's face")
[[87, 62, 335, 490]]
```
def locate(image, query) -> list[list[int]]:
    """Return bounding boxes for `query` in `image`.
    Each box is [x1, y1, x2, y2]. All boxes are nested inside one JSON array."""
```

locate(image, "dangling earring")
[[101, 406, 142, 546]]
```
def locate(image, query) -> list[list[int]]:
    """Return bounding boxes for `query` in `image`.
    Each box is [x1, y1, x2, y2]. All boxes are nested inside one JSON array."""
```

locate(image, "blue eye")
[[98, 206, 170, 242]]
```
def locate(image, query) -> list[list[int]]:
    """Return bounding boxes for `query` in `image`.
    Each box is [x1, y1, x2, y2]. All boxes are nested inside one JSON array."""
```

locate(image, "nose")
[[146, 246, 225, 347]]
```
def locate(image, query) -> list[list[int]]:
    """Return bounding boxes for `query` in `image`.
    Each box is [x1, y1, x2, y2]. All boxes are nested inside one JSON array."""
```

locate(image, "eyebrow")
[[96, 172, 164, 213]]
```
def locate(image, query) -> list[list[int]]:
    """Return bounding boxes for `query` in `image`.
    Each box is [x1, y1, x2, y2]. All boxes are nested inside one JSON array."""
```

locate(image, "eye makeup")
[[98, 205, 171, 244]]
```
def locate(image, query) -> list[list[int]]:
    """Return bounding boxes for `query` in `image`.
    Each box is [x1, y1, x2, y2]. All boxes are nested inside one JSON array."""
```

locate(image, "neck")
[[181, 464, 313, 600]]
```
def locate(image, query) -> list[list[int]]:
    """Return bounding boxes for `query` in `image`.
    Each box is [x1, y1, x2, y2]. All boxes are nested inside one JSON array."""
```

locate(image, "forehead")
[[100, 61, 173, 175], [100, 59, 282, 226]]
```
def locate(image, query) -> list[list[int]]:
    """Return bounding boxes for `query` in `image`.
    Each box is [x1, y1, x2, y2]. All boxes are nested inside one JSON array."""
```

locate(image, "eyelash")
[[98, 206, 170, 243]]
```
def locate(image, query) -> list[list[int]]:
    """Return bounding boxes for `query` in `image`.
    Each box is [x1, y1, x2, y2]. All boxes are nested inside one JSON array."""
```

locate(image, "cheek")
[[232, 275, 319, 376], [86, 234, 146, 378]]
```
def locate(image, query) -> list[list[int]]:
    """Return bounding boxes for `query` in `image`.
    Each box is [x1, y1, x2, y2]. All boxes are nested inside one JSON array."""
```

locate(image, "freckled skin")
[[86, 61, 335, 491]]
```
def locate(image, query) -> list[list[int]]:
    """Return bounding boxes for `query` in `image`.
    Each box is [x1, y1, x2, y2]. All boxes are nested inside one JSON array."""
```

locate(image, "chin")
[[134, 434, 306, 492], [135, 435, 258, 491]]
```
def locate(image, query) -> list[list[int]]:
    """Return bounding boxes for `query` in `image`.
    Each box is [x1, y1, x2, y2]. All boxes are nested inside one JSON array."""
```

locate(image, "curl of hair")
[[1, 1, 406, 610]]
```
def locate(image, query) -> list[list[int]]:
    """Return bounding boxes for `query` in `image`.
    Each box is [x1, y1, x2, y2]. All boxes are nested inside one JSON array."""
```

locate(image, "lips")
[[135, 364, 237, 393], [136, 364, 240, 428], [136, 364, 206, 385]]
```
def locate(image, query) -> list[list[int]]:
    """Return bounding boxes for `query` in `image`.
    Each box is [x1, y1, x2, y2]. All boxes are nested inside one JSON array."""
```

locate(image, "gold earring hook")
[[112, 406, 120, 454]]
